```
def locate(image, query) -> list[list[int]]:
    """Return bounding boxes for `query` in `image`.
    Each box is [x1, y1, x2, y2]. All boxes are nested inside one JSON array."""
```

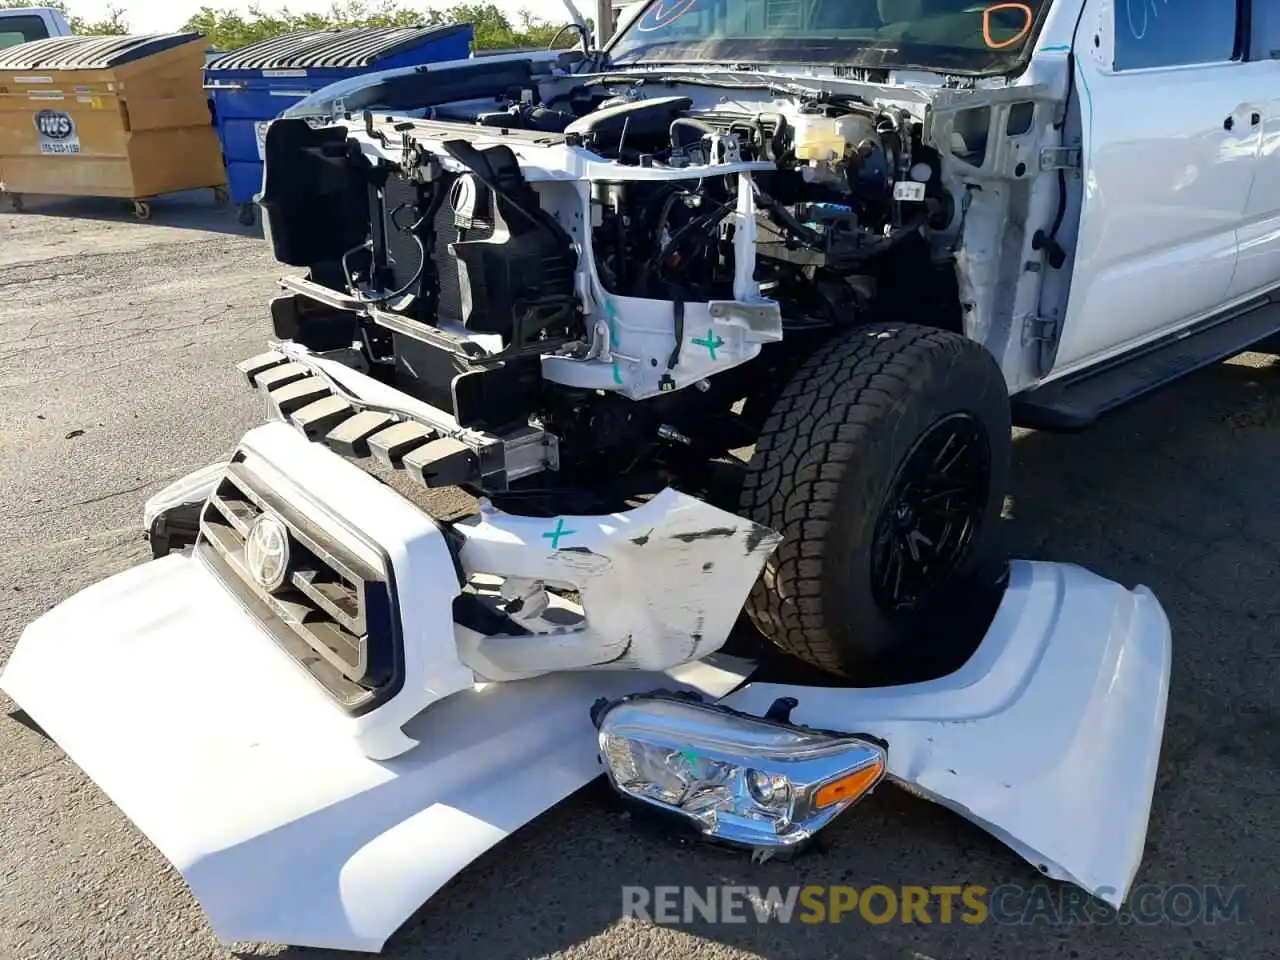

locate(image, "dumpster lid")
[[0, 33, 204, 70], [205, 24, 469, 72]]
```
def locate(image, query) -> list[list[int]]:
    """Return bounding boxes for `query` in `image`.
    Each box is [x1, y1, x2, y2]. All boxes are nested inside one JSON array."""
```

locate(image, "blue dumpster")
[[205, 23, 472, 224]]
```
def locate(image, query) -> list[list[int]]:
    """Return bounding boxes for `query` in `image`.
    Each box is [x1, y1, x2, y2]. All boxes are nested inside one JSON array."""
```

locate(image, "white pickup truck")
[[238, 0, 1280, 672], [0, 6, 72, 49], [4, 0, 1252, 949]]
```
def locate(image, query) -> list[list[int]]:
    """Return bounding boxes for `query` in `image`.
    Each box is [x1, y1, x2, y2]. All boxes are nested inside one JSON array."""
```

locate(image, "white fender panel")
[[0, 552, 753, 951], [721, 561, 1172, 907]]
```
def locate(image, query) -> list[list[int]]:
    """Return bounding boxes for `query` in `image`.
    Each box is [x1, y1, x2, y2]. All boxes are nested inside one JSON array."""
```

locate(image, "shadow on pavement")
[[2, 190, 260, 237]]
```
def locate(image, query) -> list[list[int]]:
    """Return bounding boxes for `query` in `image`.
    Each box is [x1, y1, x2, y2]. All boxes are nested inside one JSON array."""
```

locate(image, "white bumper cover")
[[722, 561, 1172, 907]]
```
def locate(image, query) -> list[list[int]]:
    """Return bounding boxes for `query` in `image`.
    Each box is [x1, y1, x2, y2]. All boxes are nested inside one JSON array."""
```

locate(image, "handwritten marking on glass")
[[637, 0, 701, 32], [983, 2, 1034, 49], [1127, 0, 1170, 41]]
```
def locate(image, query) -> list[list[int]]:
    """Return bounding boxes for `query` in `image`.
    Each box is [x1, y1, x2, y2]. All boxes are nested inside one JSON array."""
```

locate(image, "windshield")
[[610, 0, 1050, 75], [0, 15, 51, 50]]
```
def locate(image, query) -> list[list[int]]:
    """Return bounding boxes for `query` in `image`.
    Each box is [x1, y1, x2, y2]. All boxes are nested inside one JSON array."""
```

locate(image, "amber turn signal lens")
[[814, 760, 885, 810]]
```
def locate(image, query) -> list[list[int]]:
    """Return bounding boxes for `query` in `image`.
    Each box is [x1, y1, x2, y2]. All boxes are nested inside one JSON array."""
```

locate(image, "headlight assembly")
[[592, 693, 886, 851]]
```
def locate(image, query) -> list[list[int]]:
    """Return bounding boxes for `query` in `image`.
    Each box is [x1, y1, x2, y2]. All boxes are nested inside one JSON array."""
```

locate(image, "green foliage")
[[0, 0, 130, 35], [0, 1, 580, 48], [180, 2, 579, 52]]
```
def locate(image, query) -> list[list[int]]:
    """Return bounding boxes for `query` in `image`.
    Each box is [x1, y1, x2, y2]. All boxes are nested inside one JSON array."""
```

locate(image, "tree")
[[180, 2, 579, 52], [0, 0, 129, 34], [0, 1, 580, 51]]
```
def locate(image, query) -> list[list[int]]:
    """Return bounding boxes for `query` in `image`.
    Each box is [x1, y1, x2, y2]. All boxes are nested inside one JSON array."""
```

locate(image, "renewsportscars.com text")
[[622, 884, 1248, 926]]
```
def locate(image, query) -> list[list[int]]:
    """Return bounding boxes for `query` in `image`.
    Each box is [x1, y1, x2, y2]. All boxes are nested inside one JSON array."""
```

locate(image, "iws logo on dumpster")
[[34, 109, 80, 155]]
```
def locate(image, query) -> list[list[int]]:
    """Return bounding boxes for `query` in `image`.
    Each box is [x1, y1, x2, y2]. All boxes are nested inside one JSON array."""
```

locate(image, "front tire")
[[739, 324, 1011, 676]]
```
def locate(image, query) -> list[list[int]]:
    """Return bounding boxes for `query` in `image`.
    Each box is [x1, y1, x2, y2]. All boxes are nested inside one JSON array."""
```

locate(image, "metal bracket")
[[1039, 146, 1082, 172], [708, 300, 783, 339], [399, 137, 441, 184], [705, 133, 741, 165], [1021, 313, 1059, 346]]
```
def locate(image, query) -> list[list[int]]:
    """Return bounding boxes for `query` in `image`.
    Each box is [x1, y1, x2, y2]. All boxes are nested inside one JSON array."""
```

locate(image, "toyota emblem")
[[245, 513, 290, 593]]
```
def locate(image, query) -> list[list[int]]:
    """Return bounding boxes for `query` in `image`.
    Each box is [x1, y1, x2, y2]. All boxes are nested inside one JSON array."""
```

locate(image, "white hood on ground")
[[1, 552, 753, 951]]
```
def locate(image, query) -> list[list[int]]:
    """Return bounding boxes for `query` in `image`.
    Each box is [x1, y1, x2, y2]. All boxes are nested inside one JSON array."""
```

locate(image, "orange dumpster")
[[0, 33, 227, 219]]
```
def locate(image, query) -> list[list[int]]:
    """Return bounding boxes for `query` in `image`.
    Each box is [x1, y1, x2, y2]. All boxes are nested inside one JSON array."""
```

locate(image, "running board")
[[1013, 299, 1280, 431]]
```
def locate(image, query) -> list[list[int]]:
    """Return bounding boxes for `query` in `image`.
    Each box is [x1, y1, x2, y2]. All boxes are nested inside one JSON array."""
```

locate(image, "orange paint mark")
[[983, 2, 1034, 50]]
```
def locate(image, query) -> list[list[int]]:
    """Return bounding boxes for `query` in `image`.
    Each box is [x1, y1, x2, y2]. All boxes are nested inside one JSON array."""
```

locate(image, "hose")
[[667, 294, 685, 370], [341, 203, 428, 304], [651, 189, 685, 257], [669, 116, 717, 149]]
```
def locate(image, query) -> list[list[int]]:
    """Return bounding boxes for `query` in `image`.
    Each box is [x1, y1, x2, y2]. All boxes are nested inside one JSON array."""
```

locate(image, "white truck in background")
[[0, 6, 73, 49]]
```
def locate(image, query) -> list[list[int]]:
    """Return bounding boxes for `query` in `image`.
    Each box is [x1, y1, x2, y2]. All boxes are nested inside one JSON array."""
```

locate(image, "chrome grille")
[[197, 459, 401, 713]]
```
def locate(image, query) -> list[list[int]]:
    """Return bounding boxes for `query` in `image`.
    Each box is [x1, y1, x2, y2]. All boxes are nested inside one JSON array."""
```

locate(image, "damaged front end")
[[247, 67, 1083, 539], [1, 416, 1170, 949], [0, 9, 1164, 950], [1, 347, 1171, 947]]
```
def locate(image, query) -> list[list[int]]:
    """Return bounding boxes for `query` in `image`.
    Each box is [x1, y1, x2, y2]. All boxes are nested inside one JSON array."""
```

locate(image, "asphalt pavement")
[[0, 192, 1275, 960]]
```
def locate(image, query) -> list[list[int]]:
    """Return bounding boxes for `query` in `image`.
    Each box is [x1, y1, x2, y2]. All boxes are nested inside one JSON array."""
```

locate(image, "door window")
[[1113, 0, 1240, 70], [1251, 0, 1280, 59], [0, 15, 51, 50]]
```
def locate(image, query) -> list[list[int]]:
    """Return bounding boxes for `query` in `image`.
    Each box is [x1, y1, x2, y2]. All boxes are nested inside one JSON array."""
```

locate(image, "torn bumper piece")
[[124, 421, 779, 759], [719, 561, 1172, 908], [0, 551, 753, 951]]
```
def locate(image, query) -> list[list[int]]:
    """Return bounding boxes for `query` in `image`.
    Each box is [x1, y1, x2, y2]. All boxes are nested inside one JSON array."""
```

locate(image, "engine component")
[[792, 111, 878, 164], [792, 109, 883, 191], [440, 141, 577, 339], [258, 118, 371, 269], [565, 96, 694, 153], [476, 103, 578, 133]]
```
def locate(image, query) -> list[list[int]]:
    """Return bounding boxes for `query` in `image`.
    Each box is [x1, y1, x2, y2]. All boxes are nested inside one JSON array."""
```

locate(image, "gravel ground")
[[0, 193, 1276, 960]]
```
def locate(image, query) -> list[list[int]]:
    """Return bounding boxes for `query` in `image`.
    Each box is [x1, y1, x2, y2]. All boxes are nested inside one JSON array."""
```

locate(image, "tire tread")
[[740, 324, 1008, 673]]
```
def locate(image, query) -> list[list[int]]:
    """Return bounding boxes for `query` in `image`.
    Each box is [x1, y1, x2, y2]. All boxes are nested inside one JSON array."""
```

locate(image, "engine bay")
[[256, 50, 1055, 494], [561, 90, 954, 316]]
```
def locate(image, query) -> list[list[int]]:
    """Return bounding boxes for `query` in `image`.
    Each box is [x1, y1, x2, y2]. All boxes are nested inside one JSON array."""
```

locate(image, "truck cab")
[[0, 6, 73, 49]]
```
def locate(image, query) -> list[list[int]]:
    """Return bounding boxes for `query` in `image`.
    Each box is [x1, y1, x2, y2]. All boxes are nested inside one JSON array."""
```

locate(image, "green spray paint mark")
[[543, 517, 577, 549], [692, 329, 725, 361], [605, 298, 625, 385]]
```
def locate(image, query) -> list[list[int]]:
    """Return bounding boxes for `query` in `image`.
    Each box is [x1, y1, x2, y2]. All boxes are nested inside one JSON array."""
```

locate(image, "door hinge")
[[1039, 146, 1082, 171], [1021, 313, 1059, 345]]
